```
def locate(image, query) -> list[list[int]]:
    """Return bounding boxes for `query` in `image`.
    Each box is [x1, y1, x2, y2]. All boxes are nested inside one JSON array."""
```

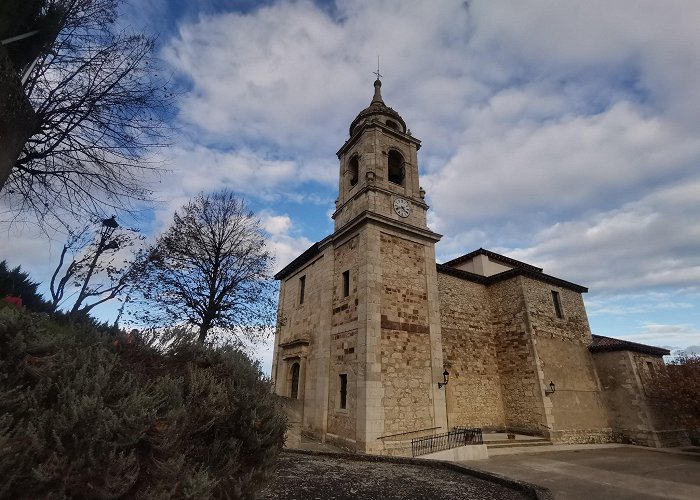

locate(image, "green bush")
[[0, 304, 285, 499], [0, 260, 54, 313]]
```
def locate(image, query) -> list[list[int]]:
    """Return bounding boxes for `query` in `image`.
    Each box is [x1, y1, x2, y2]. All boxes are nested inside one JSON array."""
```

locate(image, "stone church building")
[[271, 79, 687, 455]]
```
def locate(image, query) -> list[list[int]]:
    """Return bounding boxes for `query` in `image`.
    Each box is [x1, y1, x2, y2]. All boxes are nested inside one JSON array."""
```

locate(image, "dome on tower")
[[349, 79, 407, 136]]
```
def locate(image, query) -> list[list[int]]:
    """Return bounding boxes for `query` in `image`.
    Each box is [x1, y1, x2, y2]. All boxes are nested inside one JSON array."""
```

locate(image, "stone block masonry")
[[438, 273, 505, 429], [380, 232, 434, 435]]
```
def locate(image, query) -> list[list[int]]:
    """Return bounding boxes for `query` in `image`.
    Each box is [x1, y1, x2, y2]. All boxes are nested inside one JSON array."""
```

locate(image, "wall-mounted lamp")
[[545, 381, 556, 395], [438, 369, 449, 389]]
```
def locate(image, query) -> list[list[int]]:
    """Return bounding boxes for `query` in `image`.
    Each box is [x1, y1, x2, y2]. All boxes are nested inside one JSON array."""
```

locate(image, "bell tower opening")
[[387, 150, 405, 186], [348, 155, 359, 189]]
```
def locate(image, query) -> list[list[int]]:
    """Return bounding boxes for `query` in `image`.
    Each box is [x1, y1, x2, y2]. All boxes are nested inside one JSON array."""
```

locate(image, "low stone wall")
[[324, 432, 359, 453], [653, 430, 690, 448], [550, 428, 622, 444], [382, 439, 413, 457], [422, 444, 489, 461]]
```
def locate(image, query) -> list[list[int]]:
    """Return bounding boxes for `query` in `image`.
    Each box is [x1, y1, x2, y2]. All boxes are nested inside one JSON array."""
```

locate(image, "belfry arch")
[[387, 149, 405, 185]]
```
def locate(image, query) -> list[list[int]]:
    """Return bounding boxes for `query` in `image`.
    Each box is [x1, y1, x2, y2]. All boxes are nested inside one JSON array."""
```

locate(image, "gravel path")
[[259, 452, 532, 500]]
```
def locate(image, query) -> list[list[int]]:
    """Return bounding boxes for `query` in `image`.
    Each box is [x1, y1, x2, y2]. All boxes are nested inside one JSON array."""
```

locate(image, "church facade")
[[270, 80, 688, 454]]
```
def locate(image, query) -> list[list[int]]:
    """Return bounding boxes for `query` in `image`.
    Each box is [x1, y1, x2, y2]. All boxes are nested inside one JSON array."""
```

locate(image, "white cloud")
[[259, 211, 314, 273], [6, 0, 700, 353], [499, 177, 700, 292], [623, 322, 700, 351], [586, 291, 696, 317], [261, 213, 292, 236]]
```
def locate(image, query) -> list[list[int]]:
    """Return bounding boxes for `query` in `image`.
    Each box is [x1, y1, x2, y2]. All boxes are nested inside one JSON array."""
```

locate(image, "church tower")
[[272, 78, 447, 455], [333, 78, 430, 232]]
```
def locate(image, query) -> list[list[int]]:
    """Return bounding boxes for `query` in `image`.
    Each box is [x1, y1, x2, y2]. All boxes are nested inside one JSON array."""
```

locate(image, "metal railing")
[[411, 427, 483, 457]]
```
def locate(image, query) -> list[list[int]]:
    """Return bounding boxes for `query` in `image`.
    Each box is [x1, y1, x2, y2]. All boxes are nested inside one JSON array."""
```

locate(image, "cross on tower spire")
[[372, 56, 382, 81]]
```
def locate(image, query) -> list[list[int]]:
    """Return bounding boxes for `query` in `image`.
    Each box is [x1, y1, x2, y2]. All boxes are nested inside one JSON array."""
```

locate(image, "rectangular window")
[[299, 275, 306, 305], [551, 290, 563, 319], [339, 374, 347, 409], [342, 270, 350, 298]]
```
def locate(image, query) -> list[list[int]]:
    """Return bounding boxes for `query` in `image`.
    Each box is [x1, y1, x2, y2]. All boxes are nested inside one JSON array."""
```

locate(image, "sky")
[[3, 0, 700, 372]]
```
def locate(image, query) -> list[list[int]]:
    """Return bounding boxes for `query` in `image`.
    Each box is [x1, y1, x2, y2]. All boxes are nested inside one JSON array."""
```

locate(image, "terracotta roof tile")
[[589, 334, 669, 356]]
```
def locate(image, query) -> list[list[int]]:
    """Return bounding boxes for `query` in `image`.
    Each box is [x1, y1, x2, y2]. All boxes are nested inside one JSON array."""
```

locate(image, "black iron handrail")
[[411, 427, 482, 457]]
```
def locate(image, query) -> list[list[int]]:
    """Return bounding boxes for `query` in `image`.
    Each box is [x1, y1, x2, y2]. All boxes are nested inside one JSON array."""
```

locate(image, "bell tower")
[[325, 78, 447, 453], [333, 79, 429, 232]]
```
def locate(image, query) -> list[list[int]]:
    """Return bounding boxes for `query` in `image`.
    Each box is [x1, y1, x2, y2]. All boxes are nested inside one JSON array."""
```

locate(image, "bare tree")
[[50, 216, 144, 317], [139, 190, 276, 344], [1, 0, 172, 227], [0, 0, 55, 190]]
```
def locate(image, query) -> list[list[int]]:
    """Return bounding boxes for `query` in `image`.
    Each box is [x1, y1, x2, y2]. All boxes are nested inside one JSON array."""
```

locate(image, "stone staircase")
[[483, 433, 553, 452]]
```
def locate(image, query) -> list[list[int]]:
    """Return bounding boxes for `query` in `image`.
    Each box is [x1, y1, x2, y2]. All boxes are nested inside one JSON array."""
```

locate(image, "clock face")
[[393, 197, 411, 218]]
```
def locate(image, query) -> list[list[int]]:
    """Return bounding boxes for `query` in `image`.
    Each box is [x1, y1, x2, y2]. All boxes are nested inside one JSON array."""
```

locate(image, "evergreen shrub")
[[0, 303, 285, 499]]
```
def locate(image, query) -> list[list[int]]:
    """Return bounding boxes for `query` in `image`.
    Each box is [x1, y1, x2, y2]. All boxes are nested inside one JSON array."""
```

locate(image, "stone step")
[[487, 440, 553, 449], [483, 437, 551, 444]]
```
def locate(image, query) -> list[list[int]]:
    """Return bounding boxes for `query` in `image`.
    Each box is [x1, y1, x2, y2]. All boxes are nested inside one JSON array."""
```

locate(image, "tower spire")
[[371, 56, 384, 105], [371, 78, 384, 105]]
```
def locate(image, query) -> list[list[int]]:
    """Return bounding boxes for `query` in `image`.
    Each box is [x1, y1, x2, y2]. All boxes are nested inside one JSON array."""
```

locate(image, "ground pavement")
[[462, 446, 700, 500]]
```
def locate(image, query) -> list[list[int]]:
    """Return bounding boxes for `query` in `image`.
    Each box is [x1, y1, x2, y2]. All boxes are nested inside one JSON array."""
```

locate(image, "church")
[[270, 79, 688, 455]]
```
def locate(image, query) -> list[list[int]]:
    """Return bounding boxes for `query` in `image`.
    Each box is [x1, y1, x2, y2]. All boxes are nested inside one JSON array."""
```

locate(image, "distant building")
[[271, 79, 688, 454]]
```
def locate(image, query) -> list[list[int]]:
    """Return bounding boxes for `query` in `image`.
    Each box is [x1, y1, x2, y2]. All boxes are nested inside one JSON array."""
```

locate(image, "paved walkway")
[[462, 446, 700, 500]]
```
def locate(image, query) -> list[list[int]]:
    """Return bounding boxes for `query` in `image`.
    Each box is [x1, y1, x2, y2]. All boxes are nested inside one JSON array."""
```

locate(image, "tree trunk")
[[198, 317, 212, 344], [0, 45, 36, 191]]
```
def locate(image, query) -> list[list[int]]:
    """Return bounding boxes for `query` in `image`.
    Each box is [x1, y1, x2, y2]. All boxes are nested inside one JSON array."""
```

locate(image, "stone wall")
[[488, 277, 545, 433], [277, 257, 324, 347], [592, 350, 690, 447], [380, 232, 434, 434], [630, 353, 678, 432], [332, 236, 359, 326], [272, 249, 333, 439], [437, 272, 505, 429], [328, 329, 358, 440], [522, 278, 611, 438], [326, 236, 361, 441]]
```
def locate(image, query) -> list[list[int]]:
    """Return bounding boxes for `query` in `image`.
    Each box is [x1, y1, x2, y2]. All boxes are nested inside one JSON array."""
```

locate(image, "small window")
[[646, 361, 654, 374], [385, 120, 399, 130], [339, 374, 347, 409], [348, 156, 359, 188], [299, 275, 306, 305], [551, 290, 563, 319], [387, 150, 405, 185], [342, 270, 350, 298]]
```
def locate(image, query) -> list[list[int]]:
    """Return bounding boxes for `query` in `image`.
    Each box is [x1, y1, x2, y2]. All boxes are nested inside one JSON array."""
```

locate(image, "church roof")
[[436, 263, 588, 293], [274, 242, 320, 280], [276, 243, 588, 294], [443, 248, 543, 273], [349, 79, 407, 136], [589, 334, 670, 357]]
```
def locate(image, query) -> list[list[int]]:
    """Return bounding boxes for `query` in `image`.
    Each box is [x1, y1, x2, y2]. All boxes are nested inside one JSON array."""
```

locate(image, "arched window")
[[348, 156, 359, 188], [290, 362, 300, 399], [385, 120, 399, 130], [388, 150, 405, 185]]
